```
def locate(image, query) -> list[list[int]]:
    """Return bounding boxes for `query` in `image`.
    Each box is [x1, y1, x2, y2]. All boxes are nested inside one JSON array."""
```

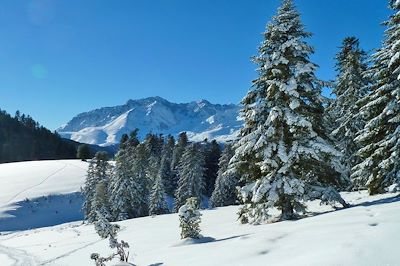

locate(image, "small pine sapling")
[[178, 197, 202, 239]]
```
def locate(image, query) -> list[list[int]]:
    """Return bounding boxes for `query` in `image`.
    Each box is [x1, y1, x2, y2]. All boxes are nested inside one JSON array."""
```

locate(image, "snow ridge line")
[[5, 163, 68, 205]]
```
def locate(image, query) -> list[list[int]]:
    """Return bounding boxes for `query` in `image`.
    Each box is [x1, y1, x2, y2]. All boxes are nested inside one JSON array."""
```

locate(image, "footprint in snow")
[[368, 222, 378, 227], [258, 249, 270, 255]]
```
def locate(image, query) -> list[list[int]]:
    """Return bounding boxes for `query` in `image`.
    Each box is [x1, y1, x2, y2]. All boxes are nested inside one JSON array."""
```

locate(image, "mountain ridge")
[[58, 97, 242, 146]]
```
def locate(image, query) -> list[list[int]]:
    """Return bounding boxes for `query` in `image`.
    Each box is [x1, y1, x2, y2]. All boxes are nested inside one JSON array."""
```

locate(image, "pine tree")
[[77, 144, 91, 161], [82, 152, 112, 222], [160, 135, 176, 196], [352, 1, 400, 194], [327, 37, 369, 182], [210, 144, 239, 207], [230, 0, 347, 224], [174, 143, 205, 211], [171, 132, 189, 171], [204, 140, 221, 196], [178, 197, 202, 239], [149, 174, 169, 216], [109, 143, 149, 220]]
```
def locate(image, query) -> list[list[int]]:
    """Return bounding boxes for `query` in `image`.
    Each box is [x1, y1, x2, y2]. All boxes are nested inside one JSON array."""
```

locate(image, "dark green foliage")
[[352, 2, 400, 195], [174, 143, 206, 211], [0, 109, 77, 163], [327, 37, 369, 183], [77, 144, 92, 161], [203, 140, 221, 196], [210, 144, 239, 207]]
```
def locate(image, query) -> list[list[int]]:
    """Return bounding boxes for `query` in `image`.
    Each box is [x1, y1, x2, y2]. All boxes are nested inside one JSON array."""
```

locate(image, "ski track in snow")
[[39, 239, 102, 266], [5, 163, 68, 205], [0, 243, 38, 266], [39, 224, 127, 265]]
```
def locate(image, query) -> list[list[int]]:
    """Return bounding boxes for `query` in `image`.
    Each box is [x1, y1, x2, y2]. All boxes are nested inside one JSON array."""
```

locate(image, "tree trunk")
[[280, 200, 295, 220]]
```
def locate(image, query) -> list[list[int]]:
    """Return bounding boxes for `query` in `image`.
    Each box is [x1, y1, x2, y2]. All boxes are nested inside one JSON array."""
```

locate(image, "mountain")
[[57, 97, 242, 146]]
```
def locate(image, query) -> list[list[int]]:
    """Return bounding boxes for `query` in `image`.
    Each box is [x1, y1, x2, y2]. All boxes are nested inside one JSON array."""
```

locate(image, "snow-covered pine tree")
[[327, 37, 369, 181], [210, 144, 239, 207], [109, 151, 134, 221], [174, 143, 205, 211], [109, 142, 150, 220], [204, 139, 221, 196], [149, 174, 169, 216], [92, 180, 113, 221], [230, 0, 348, 224], [178, 197, 202, 239], [160, 135, 176, 196], [130, 143, 150, 216], [91, 211, 130, 265], [352, 1, 400, 194], [171, 132, 189, 171], [82, 152, 112, 222]]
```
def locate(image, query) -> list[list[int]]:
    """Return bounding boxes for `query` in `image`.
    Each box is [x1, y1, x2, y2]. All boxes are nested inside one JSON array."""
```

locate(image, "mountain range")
[[57, 97, 242, 147]]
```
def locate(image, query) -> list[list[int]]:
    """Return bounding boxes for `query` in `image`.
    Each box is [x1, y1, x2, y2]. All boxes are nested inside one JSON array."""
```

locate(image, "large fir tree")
[[230, 0, 347, 224], [352, 1, 400, 194], [327, 37, 369, 181]]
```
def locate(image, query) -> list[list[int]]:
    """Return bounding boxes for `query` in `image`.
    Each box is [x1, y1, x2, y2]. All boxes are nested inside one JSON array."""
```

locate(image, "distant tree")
[[160, 135, 176, 195], [149, 174, 169, 216], [174, 143, 205, 211], [109, 143, 149, 220], [77, 144, 91, 161], [171, 132, 189, 171], [204, 140, 221, 196], [82, 152, 112, 222], [210, 144, 239, 207]]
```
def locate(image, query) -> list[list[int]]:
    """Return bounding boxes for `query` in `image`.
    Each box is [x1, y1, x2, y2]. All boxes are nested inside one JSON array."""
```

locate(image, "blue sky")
[[0, 0, 392, 130]]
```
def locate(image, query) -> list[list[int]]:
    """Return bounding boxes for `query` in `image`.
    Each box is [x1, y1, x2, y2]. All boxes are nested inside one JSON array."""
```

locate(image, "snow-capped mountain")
[[57, 97, 242, 146]]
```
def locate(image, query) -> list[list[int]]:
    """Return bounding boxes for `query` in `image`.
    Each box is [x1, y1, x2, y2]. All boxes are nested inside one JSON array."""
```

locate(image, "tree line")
[[82, 131, 230, 222], [0, 109, 77, 163]]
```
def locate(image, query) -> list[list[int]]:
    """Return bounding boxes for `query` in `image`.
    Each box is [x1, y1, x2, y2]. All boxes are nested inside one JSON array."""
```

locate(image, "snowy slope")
[[0, 191, 398, 266], [0, 160, 88, 231], [57, 97, 241, 146]]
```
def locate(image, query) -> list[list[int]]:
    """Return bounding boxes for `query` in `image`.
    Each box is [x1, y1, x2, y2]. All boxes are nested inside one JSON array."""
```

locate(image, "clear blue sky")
[[0, 0, 392, 130]]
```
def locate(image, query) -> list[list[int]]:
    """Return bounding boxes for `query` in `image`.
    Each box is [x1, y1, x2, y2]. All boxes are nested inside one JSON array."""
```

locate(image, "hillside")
[[0, 160, 88, 231], [0, 110, 77, 163], [0, 190, 398, 266], [57, 97, 242, 146]]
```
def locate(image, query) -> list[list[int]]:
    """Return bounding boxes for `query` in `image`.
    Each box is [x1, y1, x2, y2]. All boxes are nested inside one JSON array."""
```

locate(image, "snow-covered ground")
[[0, 190, 398, 266], [0, 160, 399, 265], [0, 160, 88, 231]]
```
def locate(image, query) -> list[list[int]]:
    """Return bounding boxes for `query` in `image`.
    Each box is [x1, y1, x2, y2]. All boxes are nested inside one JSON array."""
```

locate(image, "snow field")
[[0, 191, 398, 266]]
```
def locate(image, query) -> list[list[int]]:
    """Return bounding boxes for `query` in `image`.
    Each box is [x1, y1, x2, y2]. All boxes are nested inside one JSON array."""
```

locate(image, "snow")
[[0, 160, 399, 265], [0, 160, 88, 231]]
